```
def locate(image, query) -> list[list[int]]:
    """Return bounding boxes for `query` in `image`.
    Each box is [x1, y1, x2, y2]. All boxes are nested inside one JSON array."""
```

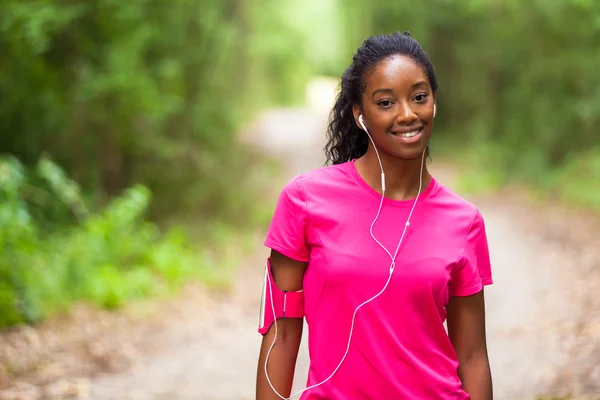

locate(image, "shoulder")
[[280, 162, 353, 197], [430, 178, 485, 228]]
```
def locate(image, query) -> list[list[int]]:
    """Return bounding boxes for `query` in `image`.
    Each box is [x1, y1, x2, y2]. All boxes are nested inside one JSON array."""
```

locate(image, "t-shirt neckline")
[[347, 159, 437, 207]]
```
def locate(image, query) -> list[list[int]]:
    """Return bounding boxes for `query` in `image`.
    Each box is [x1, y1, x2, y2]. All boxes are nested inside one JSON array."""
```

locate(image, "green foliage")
[[0, 0, 334, 328], [552, 147, 600, 209], [339, 0, 600, 209], [0, 0, 319, 222], [0, 156, 228, 328]]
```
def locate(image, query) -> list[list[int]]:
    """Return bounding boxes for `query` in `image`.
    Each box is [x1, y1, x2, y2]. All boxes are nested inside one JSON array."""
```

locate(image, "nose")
[[396, 102, 418, 125]]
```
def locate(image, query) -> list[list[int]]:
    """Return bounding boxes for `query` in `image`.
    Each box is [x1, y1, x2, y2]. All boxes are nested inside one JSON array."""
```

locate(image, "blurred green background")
[[1, 0, 599, 329]]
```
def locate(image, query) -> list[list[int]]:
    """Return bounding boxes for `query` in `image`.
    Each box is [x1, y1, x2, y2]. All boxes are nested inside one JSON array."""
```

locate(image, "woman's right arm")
[[256, 250, 307, 400]]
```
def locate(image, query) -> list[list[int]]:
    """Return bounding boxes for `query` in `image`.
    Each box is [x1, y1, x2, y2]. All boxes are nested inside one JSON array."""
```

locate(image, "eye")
[[414, 93, 428, 103], [377, 100, 393, 108]]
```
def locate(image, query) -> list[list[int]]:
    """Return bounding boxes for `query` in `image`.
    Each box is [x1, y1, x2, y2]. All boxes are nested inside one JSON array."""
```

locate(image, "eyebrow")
[[371, 80, 429, 98]]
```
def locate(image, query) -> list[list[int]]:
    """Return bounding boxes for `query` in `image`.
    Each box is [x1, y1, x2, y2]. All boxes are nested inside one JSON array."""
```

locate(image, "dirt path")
[[85, 107, 326, 400], [5, 80, 596, 400]]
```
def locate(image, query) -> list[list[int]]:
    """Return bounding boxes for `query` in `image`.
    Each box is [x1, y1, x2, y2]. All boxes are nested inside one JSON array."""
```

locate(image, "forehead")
[[364, 55, 429, 92]]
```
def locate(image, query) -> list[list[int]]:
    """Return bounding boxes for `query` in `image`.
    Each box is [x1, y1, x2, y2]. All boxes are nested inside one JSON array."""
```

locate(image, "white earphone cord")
[[264, 118, 426, 400]]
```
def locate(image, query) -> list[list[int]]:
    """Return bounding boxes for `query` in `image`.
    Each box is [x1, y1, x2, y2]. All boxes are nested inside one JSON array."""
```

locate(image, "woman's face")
[[353, 55, 435, 161]]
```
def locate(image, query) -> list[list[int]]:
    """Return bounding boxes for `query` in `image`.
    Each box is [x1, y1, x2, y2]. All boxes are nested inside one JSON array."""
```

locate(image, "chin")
[[394, 150, 427, 161], [381, 131, 431, 161], [385, 144, 429, 161]]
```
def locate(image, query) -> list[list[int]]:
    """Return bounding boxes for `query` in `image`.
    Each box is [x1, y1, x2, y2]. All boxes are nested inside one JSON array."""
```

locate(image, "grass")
[[433, 140, 600, 213], [0, 151, 281, 329]]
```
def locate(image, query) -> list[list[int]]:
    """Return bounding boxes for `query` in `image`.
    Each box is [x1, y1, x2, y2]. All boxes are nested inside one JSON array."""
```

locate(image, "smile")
[[390, 127, 423, 138]]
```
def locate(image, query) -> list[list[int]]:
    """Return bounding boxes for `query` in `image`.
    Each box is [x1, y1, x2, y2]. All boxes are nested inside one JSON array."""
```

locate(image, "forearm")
[[256, 318, 304, 400], [458, 353, 493, 400]]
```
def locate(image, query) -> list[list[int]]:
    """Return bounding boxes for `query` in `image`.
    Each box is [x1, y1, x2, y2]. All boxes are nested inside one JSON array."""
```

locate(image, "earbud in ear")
[[358, 114, 367, 131], [433, 104, 437, 119]]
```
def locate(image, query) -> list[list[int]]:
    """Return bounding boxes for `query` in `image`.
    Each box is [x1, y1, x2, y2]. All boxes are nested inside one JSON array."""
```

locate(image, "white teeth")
[[394, 129, 420, 138]]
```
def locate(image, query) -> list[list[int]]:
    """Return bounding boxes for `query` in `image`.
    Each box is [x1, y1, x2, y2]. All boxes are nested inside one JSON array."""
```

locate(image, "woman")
[[256, 32, 493, 400]]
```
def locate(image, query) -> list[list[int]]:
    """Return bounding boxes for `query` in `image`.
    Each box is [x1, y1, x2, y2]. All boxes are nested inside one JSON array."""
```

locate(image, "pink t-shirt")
[[264, 160, 493, 399]]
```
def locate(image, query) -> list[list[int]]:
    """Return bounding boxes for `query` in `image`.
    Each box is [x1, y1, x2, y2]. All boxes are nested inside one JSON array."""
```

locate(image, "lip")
[[390, 126, 424, 135], [388, 126, 424, 144]]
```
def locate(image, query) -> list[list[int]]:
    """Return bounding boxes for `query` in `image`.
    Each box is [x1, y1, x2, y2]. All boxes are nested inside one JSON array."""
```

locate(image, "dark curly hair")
[[324, 32, 438, 165]]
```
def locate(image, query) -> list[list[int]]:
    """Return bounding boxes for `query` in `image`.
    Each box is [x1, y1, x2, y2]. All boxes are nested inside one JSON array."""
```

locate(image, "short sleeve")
[[264, 177, 309, 262], [449, 209, 493, 297]]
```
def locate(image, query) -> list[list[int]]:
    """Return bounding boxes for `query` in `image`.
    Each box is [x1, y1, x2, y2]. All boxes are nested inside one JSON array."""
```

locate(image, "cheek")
[[369, 111, 396, 131], [427, 116, 435, 130], [420, 111, 435, 129]]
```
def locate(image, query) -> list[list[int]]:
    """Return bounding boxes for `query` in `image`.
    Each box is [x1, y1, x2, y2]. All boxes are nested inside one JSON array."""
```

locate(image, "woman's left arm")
[[447, 289, 493, 400]]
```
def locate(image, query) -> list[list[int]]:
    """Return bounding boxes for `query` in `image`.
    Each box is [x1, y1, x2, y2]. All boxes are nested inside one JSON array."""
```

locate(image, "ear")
[[352, 104, 363, 130]]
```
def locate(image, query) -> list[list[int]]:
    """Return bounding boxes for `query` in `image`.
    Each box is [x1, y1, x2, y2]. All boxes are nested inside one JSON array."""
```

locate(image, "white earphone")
[[265, 112, 428, 400]]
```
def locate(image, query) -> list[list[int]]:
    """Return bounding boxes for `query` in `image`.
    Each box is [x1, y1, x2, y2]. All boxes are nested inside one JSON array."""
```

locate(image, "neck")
[[356, 147, 432, 201]]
